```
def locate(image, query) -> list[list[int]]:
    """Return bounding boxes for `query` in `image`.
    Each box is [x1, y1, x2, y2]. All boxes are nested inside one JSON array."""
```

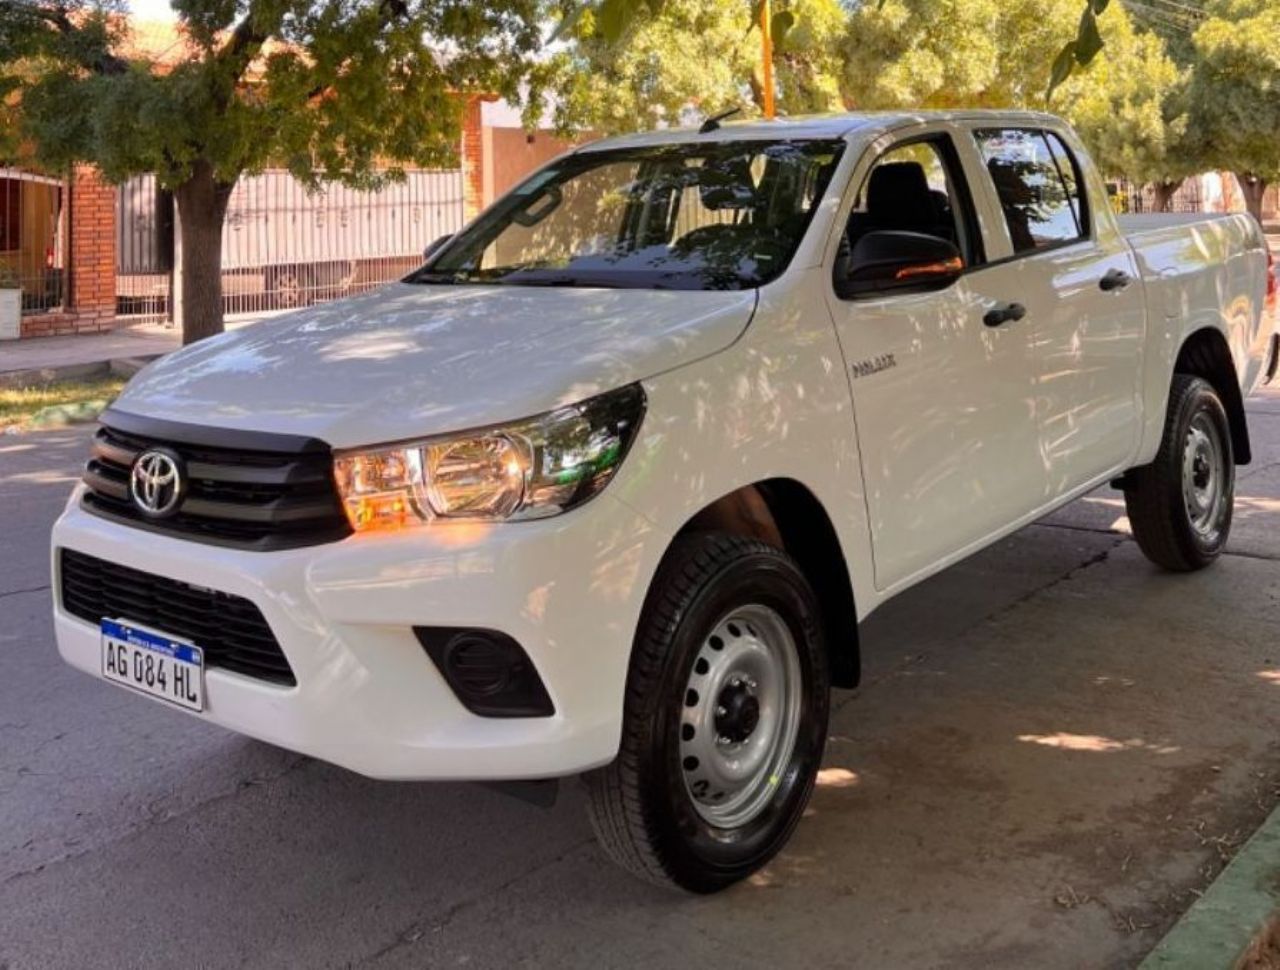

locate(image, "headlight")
[[333, 384, 646, 532]]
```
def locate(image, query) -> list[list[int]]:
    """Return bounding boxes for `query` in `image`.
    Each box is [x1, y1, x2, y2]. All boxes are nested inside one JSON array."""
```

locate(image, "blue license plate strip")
[[101, 619, 203, 665]]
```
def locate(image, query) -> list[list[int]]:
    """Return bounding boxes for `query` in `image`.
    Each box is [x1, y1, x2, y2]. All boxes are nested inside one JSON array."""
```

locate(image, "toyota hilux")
[[52, 111, 1276, 892]]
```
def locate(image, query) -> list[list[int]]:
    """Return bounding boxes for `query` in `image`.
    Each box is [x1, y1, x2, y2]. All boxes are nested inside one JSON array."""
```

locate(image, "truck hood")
[[116, 283, 757, 448]]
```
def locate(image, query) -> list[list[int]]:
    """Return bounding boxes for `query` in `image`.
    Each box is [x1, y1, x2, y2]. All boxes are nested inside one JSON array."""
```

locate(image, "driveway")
[[2, 386, 1278, 970]]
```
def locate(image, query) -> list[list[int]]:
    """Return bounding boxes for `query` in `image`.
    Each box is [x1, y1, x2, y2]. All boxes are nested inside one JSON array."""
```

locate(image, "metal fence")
[[117, 168, 466, 323], [1108, 177, 1206, 215], [1, 168, 67, 315]]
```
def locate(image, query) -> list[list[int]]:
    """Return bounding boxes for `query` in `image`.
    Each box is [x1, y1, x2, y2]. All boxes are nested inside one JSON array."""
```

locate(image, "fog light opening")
[[414, 627, 555, 718]]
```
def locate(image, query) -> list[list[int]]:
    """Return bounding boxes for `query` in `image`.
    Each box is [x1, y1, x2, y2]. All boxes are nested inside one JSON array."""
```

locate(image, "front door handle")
[[983, 301, 1027, 327], [1100, 268, 1134, 292]]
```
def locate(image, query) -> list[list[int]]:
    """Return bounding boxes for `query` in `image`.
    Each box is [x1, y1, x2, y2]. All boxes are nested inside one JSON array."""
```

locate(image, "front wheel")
[[585, 532, 830, 893], [1124, 374, 1234, 571]]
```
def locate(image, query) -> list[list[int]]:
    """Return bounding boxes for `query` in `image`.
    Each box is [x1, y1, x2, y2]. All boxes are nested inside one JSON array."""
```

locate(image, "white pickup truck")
[[52, 111, 1276, 892]]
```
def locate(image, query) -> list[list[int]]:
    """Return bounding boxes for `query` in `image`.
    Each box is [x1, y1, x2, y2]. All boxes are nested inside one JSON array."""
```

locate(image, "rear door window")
[[974, 128, 1087, 254]]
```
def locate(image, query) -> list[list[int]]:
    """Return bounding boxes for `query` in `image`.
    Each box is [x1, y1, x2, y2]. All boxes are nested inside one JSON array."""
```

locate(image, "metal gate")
[[116, 174, 173, 321], [116, 168, 465, 322]]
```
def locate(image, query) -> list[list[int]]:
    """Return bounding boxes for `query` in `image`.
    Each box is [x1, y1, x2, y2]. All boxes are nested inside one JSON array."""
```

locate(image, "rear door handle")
[[1100, 268, 1133, 292], [983, 301, 1027, 327]]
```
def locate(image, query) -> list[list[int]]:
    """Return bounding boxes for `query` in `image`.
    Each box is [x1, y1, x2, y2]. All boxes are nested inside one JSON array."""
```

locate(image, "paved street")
[[1, 386, 1278, 970]]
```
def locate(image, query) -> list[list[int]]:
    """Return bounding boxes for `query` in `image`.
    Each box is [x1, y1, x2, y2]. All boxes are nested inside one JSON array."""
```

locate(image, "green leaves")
[[1047, 42, 1078, 103], [772, 9, 796, 44], [1046, 1, 1107, 103], [595, 0, 631, 42], [551, 0, 669, 43], [746, 1, 797, 45], [1075, 6, 1104, 63], [1184, 0, 1280, 181], [3, 0, 549, 191]]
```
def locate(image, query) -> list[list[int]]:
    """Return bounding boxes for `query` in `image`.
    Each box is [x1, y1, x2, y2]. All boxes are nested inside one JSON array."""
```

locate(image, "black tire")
[[1124, 374, 1234, 571], [585, 532, 830, 893]]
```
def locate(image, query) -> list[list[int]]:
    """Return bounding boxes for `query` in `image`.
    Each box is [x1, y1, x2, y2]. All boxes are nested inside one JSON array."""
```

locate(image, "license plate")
[[101, 618, 204, 712]]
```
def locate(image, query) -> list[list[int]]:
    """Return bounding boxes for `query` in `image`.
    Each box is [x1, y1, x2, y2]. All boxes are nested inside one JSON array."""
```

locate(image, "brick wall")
[[460, 96, 486, 221], [482, 127, 599, 208], [20, 164, 117, 338]]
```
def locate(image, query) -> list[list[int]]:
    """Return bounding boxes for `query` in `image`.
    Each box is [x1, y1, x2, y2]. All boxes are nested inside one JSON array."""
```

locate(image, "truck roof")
[[575, 109, 1067, 152]]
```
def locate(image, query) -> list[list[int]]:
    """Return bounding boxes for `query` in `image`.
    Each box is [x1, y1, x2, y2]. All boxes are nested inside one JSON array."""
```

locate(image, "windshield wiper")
[[405, 270, 466, 284], [489, 274, 617, 289]]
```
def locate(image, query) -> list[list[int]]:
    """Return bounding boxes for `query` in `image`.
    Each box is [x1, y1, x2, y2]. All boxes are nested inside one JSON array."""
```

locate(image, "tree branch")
[[24, 2, 130, 76], [217, 5, 272, 82]]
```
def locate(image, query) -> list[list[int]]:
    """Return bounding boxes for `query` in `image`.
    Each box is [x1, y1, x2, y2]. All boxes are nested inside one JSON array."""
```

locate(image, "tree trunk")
[[1236, 172, 1268, 225], [1150, 178, 1183, 213], [173, 160, 235, 345]]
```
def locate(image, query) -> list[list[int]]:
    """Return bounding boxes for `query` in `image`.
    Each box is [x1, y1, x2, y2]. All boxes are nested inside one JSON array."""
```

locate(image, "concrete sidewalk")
[[0, 321, 181, 376], [0, 316, 267, 379]]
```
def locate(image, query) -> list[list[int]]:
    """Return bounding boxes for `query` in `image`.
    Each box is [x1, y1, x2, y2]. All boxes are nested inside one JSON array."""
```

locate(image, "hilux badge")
[[130, 450, 184, 517], [851, 353, 897, 379]]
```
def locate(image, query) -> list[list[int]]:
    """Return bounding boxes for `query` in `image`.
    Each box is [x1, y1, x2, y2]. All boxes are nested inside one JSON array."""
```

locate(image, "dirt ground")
[[1241, 921, 1280, 970]]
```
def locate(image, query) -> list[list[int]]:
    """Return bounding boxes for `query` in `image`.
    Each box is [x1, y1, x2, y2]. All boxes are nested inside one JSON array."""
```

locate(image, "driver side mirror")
[[837, 230, 963, 299], [423, 234, 453, 261]]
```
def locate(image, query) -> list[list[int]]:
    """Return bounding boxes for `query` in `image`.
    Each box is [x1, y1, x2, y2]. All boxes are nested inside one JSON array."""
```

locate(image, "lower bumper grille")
[[59, 548, 296, 687]]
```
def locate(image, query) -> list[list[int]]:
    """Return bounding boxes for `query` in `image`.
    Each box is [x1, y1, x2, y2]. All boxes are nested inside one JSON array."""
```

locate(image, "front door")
[[824, 131, 1048, 591]]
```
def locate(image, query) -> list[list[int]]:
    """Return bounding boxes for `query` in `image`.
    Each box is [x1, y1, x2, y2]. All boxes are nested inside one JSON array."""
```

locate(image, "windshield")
[[406, 139, 844, 291]]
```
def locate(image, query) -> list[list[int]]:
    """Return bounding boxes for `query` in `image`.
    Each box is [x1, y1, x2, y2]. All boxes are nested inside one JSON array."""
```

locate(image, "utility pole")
[[760, 0, 775, 119]]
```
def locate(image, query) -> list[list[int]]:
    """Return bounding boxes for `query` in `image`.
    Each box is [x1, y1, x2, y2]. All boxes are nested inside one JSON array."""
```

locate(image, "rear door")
[[823, 126, 1049, 591], [970, 126, 1146, 498]]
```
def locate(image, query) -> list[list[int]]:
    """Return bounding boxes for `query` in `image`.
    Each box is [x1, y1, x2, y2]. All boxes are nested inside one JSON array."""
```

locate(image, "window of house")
[[974, 128, 1087, 254]]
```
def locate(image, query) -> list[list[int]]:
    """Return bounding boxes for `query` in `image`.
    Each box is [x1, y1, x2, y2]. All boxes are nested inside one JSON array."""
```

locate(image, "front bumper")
[[51, 489, 660, 780]]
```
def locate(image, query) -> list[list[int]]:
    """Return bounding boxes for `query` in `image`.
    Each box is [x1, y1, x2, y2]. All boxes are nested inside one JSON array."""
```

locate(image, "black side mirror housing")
[[423, 234, 453, 262], [837, 230, 964, 299]]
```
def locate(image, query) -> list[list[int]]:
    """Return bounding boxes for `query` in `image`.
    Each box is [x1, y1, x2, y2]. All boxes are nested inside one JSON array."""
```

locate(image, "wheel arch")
[[673, 479, 860, 688], [1175, 327, 1251, 465]]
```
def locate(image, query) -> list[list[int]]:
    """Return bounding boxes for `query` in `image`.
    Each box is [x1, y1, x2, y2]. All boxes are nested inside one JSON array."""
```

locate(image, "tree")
[[550, 0, 844, 133], [840, 0, 1188, 193], [1185, 0, 1280, 223], [0, 0, 546, 343], [1054, 8, 1193, 204], [560, 0, 1119, 106]]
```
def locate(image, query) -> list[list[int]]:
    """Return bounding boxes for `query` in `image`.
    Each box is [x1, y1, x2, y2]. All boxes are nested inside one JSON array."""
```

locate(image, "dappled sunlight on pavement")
[[1017, 732, 1181, 755]]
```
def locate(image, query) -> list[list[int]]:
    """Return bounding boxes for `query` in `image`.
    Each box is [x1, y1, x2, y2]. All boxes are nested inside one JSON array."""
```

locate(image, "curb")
[[0, 354, 158, 389], [0, 360, 111, 389], [1138, 801, 1280, 969]]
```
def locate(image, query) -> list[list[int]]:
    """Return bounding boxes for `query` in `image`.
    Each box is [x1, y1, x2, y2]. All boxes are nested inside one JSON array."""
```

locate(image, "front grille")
[[60, 549, 296, 686], [81, 410, 351, 551]]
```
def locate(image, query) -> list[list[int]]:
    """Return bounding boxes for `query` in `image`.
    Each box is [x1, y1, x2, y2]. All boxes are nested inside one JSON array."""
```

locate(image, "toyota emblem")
[[130, 449, 185, 518]]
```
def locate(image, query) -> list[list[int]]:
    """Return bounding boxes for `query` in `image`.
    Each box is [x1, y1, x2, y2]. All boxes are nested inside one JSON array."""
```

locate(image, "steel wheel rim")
[[679, 604, 803, 829], [1182, 410, 1227, 541]]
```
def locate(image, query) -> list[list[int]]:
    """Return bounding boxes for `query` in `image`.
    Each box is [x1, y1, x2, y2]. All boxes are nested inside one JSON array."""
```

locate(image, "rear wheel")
[[585, 532, 829, 893], [1124, 374, 1234, 571]]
